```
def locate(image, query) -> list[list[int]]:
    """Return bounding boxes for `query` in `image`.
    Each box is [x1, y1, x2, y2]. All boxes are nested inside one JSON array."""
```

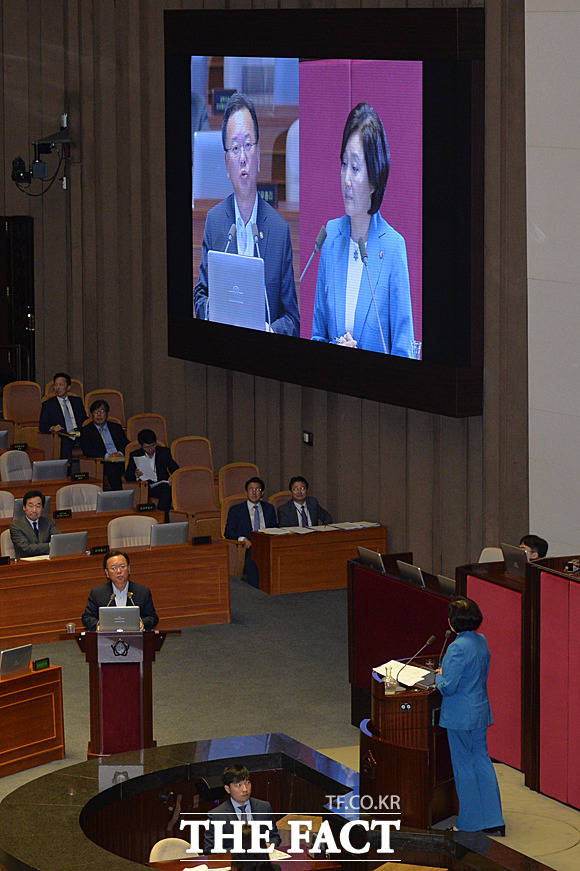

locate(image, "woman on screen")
[[311, 103, 414, 356]]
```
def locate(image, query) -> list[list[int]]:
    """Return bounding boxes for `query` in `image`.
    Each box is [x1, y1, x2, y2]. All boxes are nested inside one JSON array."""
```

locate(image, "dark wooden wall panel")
[[0, 0, 526, 574]]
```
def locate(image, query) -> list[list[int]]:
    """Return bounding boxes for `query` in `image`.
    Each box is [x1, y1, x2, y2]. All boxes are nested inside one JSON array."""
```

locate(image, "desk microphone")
[[358, 238, 388, 354], [224, 223, 236, 253], [251, 223, 271, 328], [438, 629, 452, 668], [299, 226, 327, 283], [396, 634, 436, 684], [106, 592, 115, 606]]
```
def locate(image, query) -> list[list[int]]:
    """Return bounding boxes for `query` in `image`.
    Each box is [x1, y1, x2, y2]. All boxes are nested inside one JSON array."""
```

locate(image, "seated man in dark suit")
[[80, 399, 129, 490], [224, 477, 277, 587], [9, 489, 60, 557], [519, 534, 548, 560], [277, 476, 332, 528], [204, 763, 281, 854], [39, 372, 87, 461], [82, 549, 158, 631], [125, 428, 178, 520]]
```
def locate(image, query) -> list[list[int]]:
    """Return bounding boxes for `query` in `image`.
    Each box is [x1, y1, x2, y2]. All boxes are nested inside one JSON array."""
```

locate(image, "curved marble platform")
[[0, 733, 554, 871]]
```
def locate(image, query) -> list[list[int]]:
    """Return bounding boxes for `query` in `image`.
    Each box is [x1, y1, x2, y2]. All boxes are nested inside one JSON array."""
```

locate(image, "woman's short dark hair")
[[222, 92, 259, 150], [448, 597, 483, 633], [340, 103, 390, 215], [90, 399, 110, 414]]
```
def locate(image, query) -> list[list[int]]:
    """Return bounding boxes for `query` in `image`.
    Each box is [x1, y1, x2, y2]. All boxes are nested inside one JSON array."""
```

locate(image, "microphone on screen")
[[438, 629, 452, 667], [251, 223, 271, 329], [358, 237, 388, 354], [396, 634, 436, 684], [299, 226, 327, 283], [224, 223, 236, 253]]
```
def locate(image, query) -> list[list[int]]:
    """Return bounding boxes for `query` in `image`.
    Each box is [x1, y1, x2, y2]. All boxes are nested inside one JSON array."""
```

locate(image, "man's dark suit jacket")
[[39, 394, 87, 433], [125, 445, 178, 483], [82, 579, 159, 631], [9, 515, 60, 557], [277, 495, 332, 527], [194, 193, 300, 336], [80, 420, 129, 458], [224, 500, 278, 540], [204, 796, 281, 853]]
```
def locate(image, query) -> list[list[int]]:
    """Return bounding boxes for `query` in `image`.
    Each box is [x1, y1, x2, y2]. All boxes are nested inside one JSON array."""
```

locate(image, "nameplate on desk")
[[137, 503, 155, 513], [11, 443, 27, 451], [73, 472, 89, 481], [90, 545, 109, 556], [32, 657, 50, 671], [0, 556, 10, 566], [54, 509, 72, 519], [193, 536, 211, 546], [258, 183, 278, 209], [212, 88, 235, 113]]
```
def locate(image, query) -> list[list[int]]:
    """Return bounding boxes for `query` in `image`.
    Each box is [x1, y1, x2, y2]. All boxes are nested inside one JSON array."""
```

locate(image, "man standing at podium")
[[82, 550, 158, 631]]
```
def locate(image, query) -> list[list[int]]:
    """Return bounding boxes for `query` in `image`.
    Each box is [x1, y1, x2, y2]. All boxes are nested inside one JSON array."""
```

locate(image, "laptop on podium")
[[208, 250, 266, 331]]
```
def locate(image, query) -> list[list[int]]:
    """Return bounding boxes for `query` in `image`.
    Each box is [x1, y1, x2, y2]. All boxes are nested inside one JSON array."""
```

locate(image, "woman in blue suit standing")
[[435, 597, 505, 835], [311, 103, 414, 356]]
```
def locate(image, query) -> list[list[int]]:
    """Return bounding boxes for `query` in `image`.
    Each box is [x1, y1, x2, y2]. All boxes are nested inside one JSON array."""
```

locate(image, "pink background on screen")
[[299, 59, 422, 343]]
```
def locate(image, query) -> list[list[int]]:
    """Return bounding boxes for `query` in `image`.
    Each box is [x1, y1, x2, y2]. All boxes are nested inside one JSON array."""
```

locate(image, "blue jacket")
[[311, 213, 414, 356], [435, 631, 493, 730]]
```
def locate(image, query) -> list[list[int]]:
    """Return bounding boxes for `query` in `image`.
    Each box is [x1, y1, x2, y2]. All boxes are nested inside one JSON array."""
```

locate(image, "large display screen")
[[166, 9, 484, 416]]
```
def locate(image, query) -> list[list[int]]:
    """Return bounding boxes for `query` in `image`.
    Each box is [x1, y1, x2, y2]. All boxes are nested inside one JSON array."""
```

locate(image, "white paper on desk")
[[373, 659, 431, 687], [282, 525, 316, 534], [356, 520, 381, 527], [331, 521, 368, 529], [311, 524, 337, 532], [270, 849, 291, 859], [20, 555, 51, 562], [193, 865, 230, 871], [261, 527, 293, 535]]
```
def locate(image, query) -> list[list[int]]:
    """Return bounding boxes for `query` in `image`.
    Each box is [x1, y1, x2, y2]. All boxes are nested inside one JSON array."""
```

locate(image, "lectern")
[[77, 630, 166, 757], [359, 665, 456, 828]]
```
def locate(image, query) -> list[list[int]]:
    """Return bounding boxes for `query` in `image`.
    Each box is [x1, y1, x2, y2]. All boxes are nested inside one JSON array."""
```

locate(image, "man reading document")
[[194, 92, 299, 336]]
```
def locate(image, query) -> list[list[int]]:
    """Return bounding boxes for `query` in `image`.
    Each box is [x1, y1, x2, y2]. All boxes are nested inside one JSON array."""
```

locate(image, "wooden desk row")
[[0, 542, 230, 648], [0, 508, 165, 549], [253, 524, 388, 595]]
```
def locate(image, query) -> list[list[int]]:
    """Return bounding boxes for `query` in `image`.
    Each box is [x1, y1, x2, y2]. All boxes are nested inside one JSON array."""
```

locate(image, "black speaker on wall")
[[0, 216, 35, 384]]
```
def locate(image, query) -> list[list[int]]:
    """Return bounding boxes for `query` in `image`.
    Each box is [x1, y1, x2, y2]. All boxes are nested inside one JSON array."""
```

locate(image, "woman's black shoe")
[[482, 825, 505, 836]]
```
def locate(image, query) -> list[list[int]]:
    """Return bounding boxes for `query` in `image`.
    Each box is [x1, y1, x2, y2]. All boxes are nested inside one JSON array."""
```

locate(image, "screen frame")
[[165, 8, 484, 417]]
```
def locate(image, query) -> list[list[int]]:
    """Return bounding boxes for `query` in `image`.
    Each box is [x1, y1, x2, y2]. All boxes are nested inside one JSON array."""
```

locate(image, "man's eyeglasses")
[[225, 141, 257, 158]]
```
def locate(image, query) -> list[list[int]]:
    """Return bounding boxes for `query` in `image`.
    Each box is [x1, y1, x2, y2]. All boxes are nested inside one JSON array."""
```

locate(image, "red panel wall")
[[467, 576, 521, 770], [568, 580, 580, 808], [539, 571, 569, 803]]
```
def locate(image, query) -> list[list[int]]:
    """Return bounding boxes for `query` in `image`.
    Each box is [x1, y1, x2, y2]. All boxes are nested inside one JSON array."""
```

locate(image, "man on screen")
[[193, 92, 299, 336]]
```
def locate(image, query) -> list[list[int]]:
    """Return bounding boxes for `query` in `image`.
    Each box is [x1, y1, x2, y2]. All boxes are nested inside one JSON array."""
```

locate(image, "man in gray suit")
[[204, 763, 281, 854], [194, 92, 299, 336], [9, 490, 59, 557], [277, 476, 332, 528]]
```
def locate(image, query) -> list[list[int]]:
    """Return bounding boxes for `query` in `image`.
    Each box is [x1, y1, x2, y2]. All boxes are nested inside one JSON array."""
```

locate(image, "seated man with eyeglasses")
[[204, 764, 281, 855], [193, 92, 299, 336], [224, 477, 278, 587], [81, 549, 158, 631]]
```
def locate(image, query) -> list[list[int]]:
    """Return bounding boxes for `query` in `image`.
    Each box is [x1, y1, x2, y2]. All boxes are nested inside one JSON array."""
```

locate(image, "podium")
[[359, 663, 456, 828], [76, 630, 166, 757]]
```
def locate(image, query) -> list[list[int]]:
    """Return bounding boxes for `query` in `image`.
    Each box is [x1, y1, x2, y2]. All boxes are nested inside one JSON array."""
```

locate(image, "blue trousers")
[[447, 727, 504, 831]]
